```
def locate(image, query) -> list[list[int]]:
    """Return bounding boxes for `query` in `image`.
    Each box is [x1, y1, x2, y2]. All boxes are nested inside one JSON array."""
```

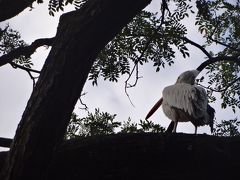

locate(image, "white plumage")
[[146, 70, 215, 134]]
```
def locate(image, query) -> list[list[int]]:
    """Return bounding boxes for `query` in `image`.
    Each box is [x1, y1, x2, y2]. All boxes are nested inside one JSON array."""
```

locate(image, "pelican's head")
[[176, 70, 200, 85]]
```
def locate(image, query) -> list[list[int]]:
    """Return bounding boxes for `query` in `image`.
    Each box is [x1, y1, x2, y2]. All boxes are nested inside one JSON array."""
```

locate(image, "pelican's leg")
[[172, 121, 178, 133], [194, 126, 197, 134]]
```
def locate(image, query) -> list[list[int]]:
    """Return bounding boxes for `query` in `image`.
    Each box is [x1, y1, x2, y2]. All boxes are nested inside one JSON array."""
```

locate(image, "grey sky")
[[0, 0, 239, 152]]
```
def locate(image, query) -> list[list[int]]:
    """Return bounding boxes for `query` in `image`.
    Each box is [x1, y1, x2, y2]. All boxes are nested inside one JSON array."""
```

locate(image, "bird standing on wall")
[[145, 70, 215, 134]]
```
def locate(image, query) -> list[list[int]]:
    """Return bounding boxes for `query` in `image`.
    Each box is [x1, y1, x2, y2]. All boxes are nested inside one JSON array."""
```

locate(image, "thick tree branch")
[[0, 0, 43, 22], [180, 37, 240, 72], [0, 37, 54, 67], [197, 56, 240, 71], [0, 137, 12, 148]]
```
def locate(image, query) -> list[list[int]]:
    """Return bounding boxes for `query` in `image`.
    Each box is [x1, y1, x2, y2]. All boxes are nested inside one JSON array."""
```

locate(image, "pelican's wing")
[[162, 84, 208, 118]]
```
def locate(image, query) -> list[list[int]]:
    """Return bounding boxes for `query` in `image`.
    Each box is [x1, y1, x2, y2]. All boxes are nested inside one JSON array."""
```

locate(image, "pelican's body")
[[146, 70, 215, 134]]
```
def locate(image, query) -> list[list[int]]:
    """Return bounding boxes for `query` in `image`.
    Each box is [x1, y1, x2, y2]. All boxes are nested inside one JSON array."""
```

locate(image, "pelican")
[[145, 70, 215, 134]]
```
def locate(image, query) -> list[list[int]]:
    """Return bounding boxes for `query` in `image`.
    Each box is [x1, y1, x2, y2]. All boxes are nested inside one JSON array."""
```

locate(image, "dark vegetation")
[[0, 0, 239, 180], [1, 109, 240, 179], [1, 132, 240, 180]]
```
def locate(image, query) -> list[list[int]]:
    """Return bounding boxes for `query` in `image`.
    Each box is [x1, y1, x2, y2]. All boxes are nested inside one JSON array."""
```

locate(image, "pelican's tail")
[[145, 97, 163, 120], [207, 104, 215, 133]]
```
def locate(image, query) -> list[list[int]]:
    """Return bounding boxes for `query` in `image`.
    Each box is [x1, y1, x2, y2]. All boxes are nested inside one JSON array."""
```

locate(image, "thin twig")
[[124, 0, 169, 106], [208, 36, 239, 51], [78, 92, 89, 111], [10, 62, 41, 73], [26, 71, 37, 88], [10, 62, 40, 87], [181, 37, 212, 59], [208, 21, 239, 51], [197, 77, 240, 93]]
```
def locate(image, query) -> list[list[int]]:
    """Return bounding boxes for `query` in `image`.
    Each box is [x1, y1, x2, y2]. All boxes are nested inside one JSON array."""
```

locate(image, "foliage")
[[65, 109, 166, 139], [66, 109, 240, 138], [120, 118, 165, 133], [120, 118, 139, 134], [89, 4, 193, 85], [48, 0, 87, 16], [87, 0, 240, 114], [65, 109, 120, 139], [0, 25, 33, 68], [138, 119, 166, 133], [3, 0, 239, 113], [1, 0, 240, 133], [213, 118, 240, 137], [195, 0, 240, 111]]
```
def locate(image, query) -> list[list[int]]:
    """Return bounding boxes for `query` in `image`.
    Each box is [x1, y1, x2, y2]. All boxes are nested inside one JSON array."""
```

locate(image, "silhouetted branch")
[[197, 56, 240, 72], [10, 62, 40, 87], [124, 0, 169, 106], [78, 92, 89, 111], [124, 63, 137, 107], [0, 137, 12, 148], [207, 22, 239, 51], [208, 36, 239, 51], [198, 77, 240, 93], [10, 62, 40, 74], [0, 37, 54, 67], [181, 37, 212, 59]]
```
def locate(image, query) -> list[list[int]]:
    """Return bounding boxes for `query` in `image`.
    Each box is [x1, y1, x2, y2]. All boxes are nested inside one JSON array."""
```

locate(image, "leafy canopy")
[[1, 0, 239, 115], [65, 109, 239, 139], [65, 109, 166, 139], [0, 25, 33, 68]]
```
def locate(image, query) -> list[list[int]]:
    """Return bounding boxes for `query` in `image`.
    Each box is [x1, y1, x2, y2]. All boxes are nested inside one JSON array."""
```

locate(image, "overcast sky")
[[0, 0, 239, 151]]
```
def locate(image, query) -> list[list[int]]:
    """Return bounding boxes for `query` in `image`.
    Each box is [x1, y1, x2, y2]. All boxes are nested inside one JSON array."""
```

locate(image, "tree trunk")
[[0, 0, 151, 179]]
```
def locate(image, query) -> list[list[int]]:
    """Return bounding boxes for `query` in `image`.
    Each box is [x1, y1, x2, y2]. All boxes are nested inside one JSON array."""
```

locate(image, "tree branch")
[[207, 22, 239, 51], [208, 36, 239, 51], [0, 137, 12, 148], [78, 92, 89, 111], [10, 62, 41, 74], [181, 37, 212, 59], [197, 56, 240, 71], [0, 0, 43, 22], [197, 77, 240, 93], [10, 62, 40, 87], [0, 37, 54, 67], [124, 0, 168, 105]]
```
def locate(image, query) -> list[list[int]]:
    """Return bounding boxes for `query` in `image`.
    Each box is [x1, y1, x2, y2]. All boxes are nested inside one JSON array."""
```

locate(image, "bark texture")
[[0, 0, 151, 180], [49, 133, 240, 180], [1, 133, 239, 180]]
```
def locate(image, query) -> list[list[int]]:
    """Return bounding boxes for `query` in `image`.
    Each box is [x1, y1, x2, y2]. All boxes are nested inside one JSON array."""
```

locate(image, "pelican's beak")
[[145, 97, 163, 120]]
